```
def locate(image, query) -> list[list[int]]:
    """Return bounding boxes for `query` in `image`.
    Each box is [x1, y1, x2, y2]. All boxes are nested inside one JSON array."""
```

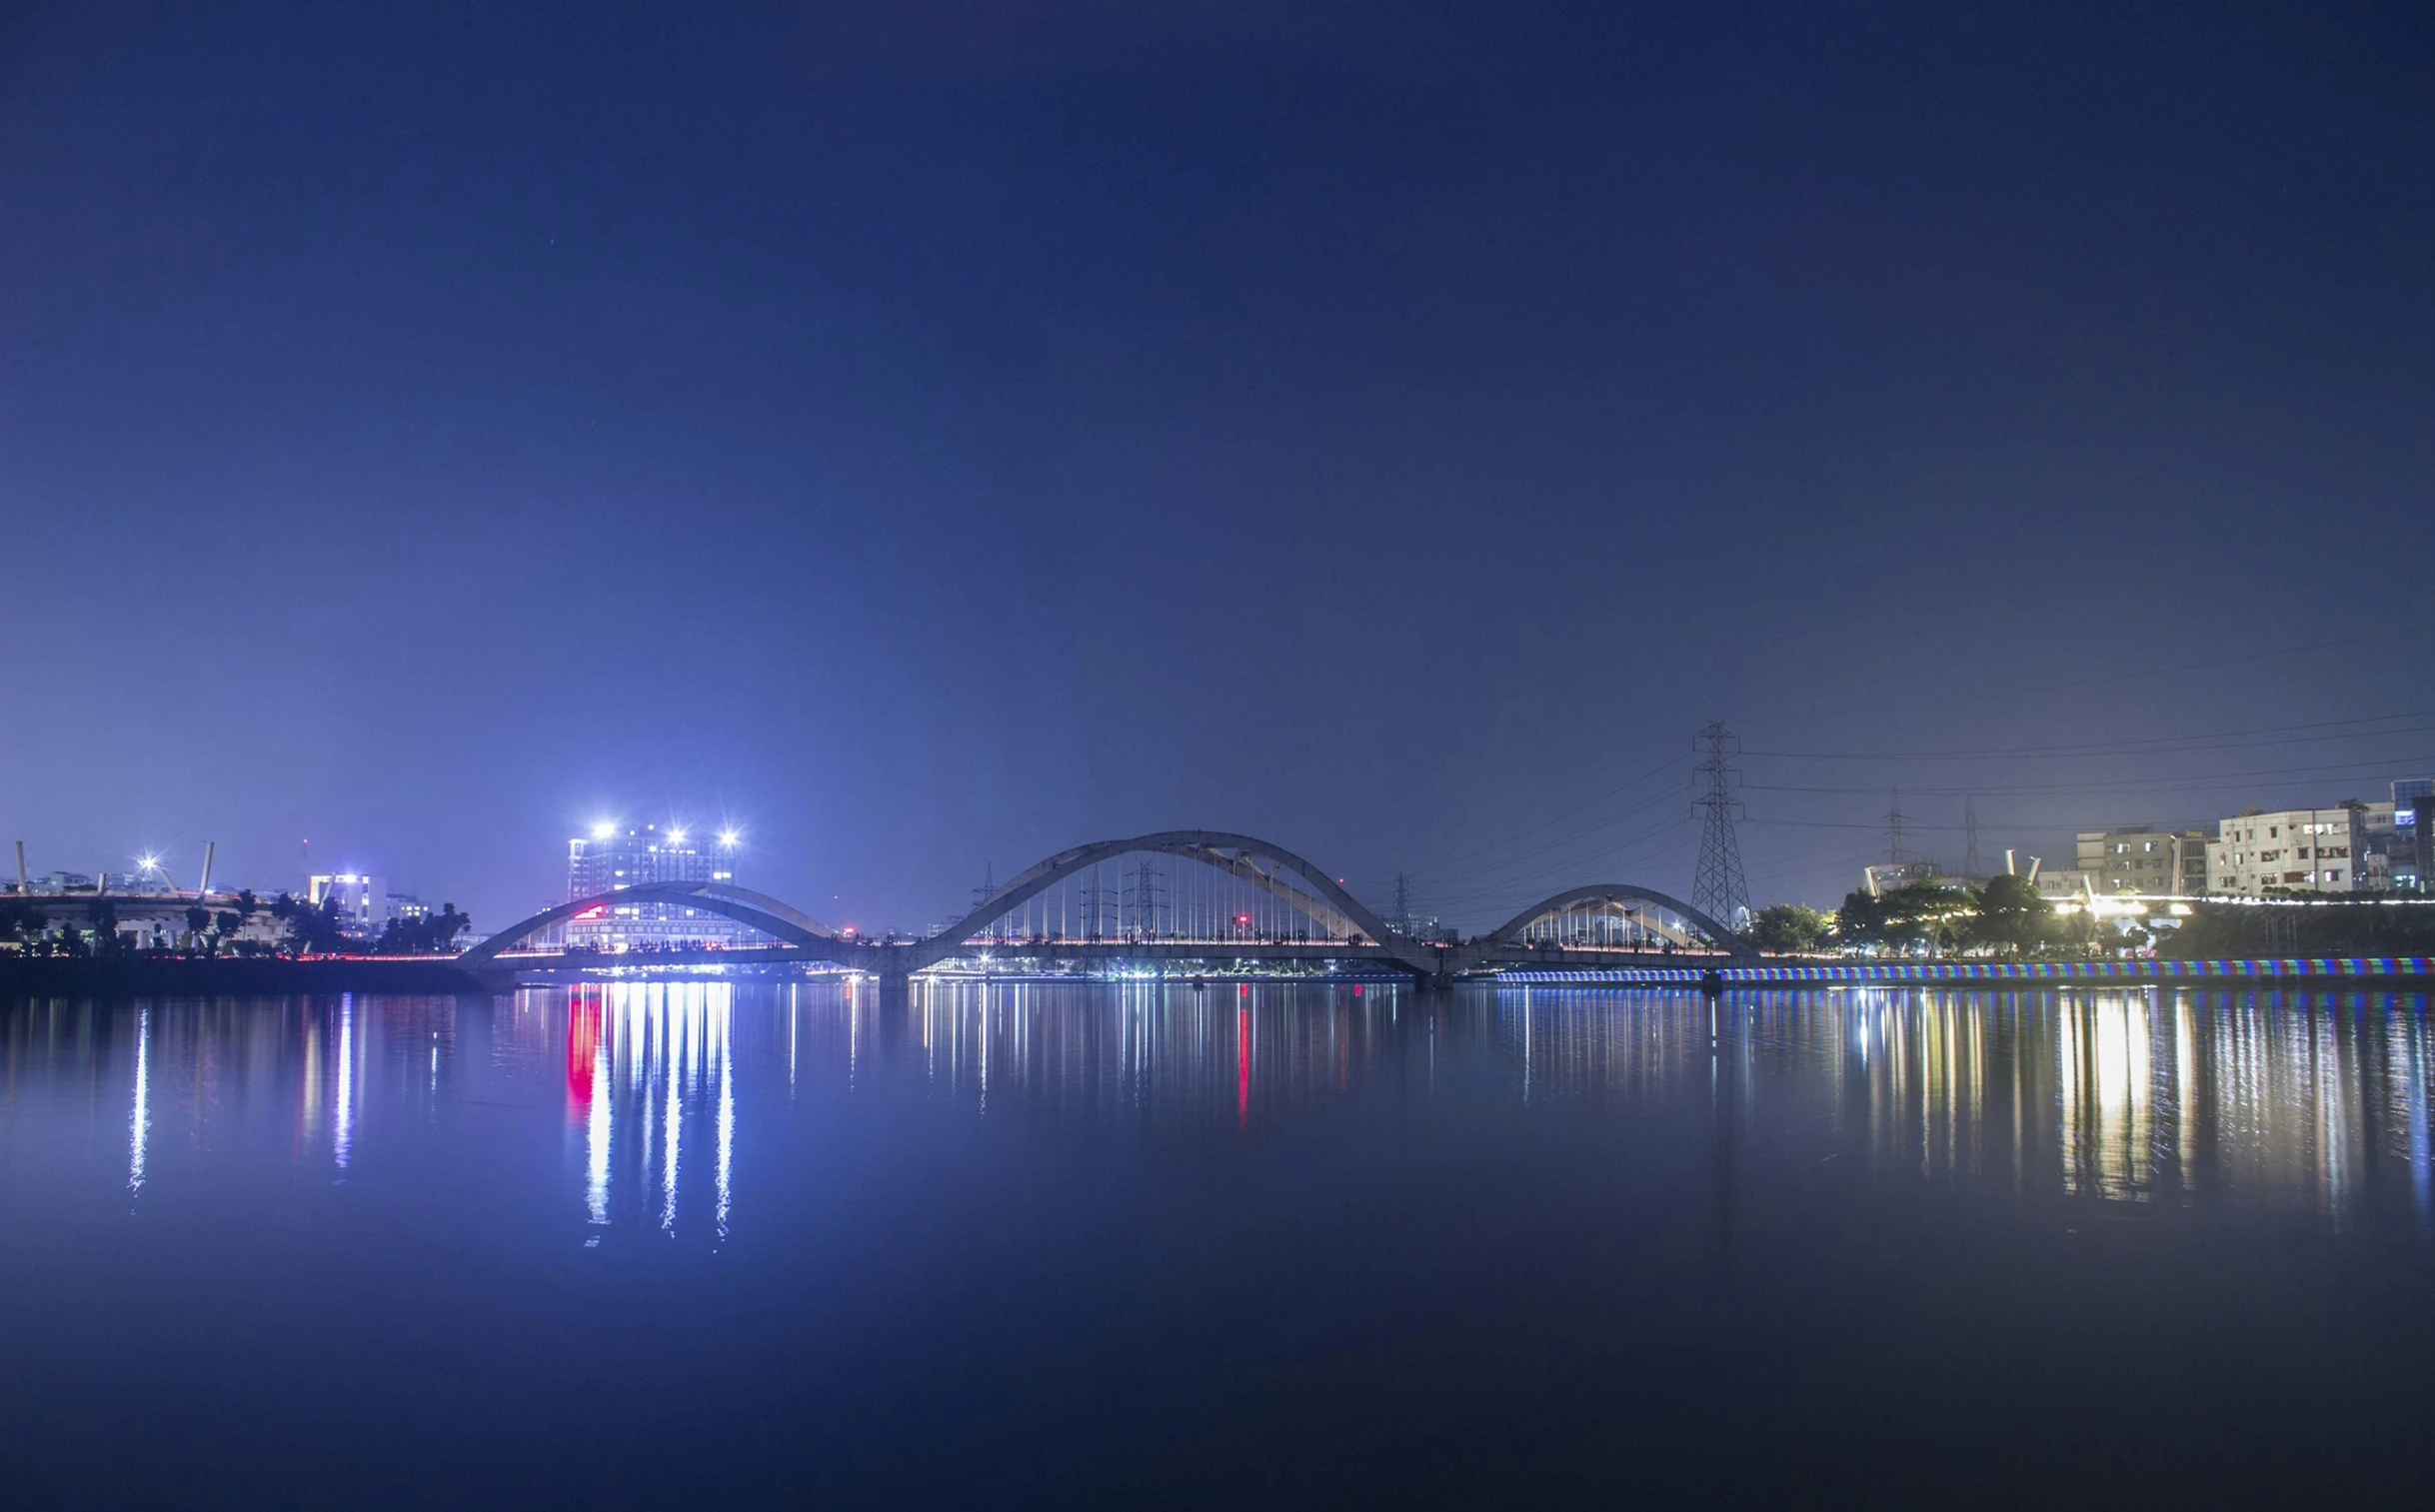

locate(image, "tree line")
[[0, 890, 469, 956], [1742, 875, 2093, 957]]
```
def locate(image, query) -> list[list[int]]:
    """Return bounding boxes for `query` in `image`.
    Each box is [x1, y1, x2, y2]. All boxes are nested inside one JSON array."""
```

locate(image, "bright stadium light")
[[667, 826, 688, 845], [591, 821, 617, 840], [718, 828, 741, 848]]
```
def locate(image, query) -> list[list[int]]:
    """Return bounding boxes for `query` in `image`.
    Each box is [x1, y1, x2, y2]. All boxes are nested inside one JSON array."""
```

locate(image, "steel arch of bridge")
[[459, 832, 1756, 974], [1486, 884, 1759, 962], [899, 830, 1427, 972], [458, 880, 850, 967]]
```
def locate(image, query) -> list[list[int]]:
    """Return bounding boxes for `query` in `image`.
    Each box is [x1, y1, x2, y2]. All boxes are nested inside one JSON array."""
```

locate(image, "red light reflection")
[[1236, 1005, 1248, 1128], [566, 991, 602, 1114]]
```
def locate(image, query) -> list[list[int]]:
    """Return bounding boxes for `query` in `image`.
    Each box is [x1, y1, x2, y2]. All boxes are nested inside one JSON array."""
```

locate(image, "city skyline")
[[10, 747, 2432, 933]]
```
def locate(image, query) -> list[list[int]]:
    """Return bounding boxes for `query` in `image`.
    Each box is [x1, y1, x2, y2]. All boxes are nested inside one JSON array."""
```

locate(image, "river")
[[4, 980, 2430, 1504]]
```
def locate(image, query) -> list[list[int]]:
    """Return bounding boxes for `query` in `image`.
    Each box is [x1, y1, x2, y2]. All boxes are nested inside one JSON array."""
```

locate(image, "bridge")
[[459, 829, 1755, 984]]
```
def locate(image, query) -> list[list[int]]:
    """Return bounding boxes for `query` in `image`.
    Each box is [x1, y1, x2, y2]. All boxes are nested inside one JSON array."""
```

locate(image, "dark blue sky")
[[4, 1, 2431, 931]]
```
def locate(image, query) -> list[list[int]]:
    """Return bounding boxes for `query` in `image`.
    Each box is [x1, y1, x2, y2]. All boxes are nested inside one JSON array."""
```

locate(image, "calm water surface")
[[4, 980, 2432, 1506]]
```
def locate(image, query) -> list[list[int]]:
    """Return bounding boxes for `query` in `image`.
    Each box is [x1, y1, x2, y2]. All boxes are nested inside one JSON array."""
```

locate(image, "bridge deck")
[[494, 939, 1740, 973]]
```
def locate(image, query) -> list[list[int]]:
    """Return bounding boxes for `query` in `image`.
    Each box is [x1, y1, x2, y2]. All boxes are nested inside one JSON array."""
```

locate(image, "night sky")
[[4, 2, 2430, 935]]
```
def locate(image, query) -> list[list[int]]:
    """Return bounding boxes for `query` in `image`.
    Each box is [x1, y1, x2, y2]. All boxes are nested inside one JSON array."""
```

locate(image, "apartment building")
[[2205, 802, 2394, 894]]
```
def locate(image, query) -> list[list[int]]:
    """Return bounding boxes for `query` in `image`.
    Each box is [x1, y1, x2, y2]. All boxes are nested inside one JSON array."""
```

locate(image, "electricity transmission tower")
[[1691, 721, 1750, 930], [1078, 873, 1111, 941], [1963, 796, 1980, 878], [973, 863, 998, 939], [1124, 860, 1166, 941], [1884, 789, 1906, 863]]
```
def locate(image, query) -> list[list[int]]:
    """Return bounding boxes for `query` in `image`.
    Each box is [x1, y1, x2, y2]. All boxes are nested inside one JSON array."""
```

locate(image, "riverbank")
[[0, 955, 492, 996], [1497, 955, 2435, 987], [9, 952, 2433, 998]]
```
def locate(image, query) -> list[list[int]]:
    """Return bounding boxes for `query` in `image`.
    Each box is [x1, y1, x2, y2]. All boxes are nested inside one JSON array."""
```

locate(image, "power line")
[[1741, 710, 2435, 762], [1850, 619, 2435, 716], [1746, 753, 2430, 798], [1398, 751, 1683, 880]]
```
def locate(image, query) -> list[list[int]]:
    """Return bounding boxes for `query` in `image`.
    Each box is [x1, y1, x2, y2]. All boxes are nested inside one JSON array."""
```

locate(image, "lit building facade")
[[308, 873, 388, 936], [2075, 826, 2209, 895], [2205, 802, 2395, 895], [563, 824, 752, 949], [2392, 778, 2432, 893]]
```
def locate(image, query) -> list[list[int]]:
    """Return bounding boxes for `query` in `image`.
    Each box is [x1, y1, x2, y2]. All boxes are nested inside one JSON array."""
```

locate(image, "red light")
[[574, 904, 606, 920], [1234, 913, 1249, 926]]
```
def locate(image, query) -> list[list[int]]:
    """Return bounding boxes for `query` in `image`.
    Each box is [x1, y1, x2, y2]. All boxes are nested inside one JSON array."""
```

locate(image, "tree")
[[85, 896, 122, 954], [428, 903, 470, 951], [1746, 903, 1830, 954], [1969, 873, 2051, 956], [185, 905, 211, 938], [1837, 883, 1970, 954], [0, 899, 42, 946], [374, 903, 474, 954], [271, 891, 349, 954]]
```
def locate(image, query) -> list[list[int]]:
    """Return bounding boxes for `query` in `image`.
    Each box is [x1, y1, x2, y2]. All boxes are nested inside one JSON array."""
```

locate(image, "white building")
[[563, 823, 752, 949], [308, 873, 388, 936], [2205, 803, 2394, 895]]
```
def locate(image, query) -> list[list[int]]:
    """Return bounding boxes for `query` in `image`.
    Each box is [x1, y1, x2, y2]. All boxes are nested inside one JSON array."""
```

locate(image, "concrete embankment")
[[1494, 955, 2435, 987]]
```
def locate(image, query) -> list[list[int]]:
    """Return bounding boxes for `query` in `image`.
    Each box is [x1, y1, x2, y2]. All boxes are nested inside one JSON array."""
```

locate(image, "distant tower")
[[1391, 872, 1413, 936], [1963, 796, 1980, 878], [1078, 871, 1111, 941], [1691, 722, 1750, 930], [1885, 789, 1906, 863], [1124, 859, 1166, 940], [973, 863, 997, 940]]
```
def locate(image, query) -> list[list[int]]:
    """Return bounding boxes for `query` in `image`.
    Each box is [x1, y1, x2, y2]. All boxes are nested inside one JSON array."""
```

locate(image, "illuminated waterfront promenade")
[[1502, 955, 2435, 986]]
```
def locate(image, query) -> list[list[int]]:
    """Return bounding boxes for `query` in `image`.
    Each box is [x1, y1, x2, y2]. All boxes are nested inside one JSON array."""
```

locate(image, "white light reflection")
[[579, 982, 737, 1238], [587, 1016, 611, 1227], [717, 1011, 734, 1241], [128, 1006, 151, 1196], [2059, 993, 2154, 1201], [2406, 1012, 2432, 1223], [663, 990, 682, 1232], [334, 998, 355, 1172]]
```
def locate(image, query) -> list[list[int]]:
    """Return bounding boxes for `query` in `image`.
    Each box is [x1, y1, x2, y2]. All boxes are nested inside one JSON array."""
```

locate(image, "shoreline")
[[2, 953, 2431, 997]]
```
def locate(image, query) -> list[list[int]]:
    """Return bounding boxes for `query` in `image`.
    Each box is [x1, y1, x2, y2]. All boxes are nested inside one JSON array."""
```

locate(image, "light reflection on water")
[[6, 978, 2435, 1504], [2, 982, 2430, 1229]]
